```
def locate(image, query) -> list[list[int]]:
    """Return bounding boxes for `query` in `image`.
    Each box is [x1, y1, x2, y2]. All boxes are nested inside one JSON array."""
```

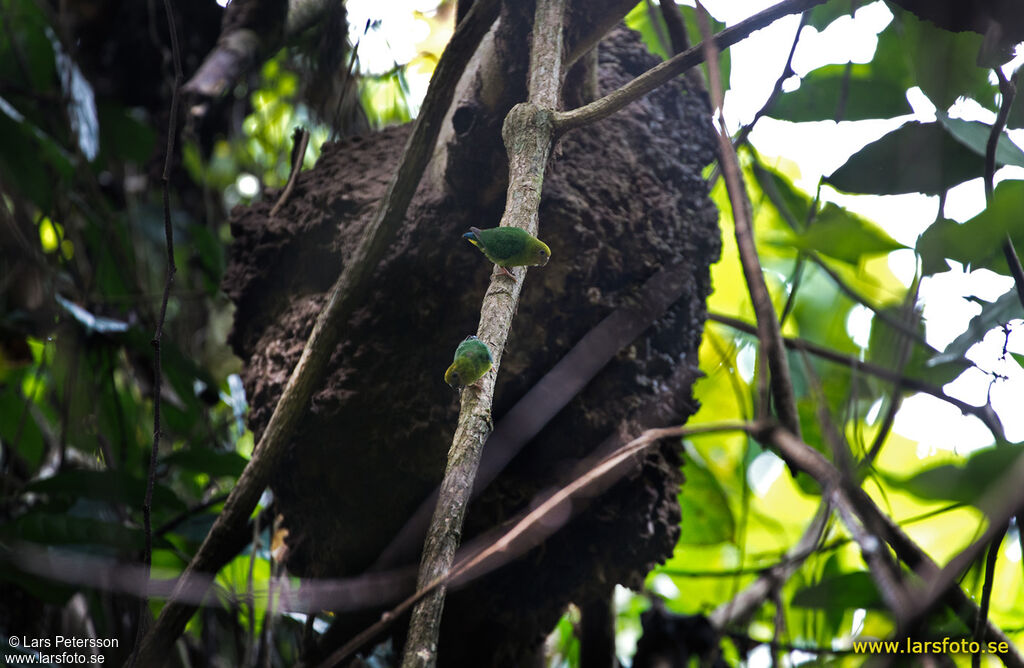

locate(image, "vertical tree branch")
[[696, 3, 802, 442], [132, 0, 181, 662], [135, 2, 501, 663], [399, 1, 566, 666]]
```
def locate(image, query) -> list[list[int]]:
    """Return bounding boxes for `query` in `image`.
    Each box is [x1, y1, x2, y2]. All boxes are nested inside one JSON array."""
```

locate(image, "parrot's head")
[[531, 239, 551, 266], [444, 366, 462, 389]]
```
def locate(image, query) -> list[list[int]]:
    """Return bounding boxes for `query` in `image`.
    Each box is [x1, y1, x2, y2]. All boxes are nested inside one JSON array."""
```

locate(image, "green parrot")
[[463, 226, 551, 277], [444, 335, 493, 389]]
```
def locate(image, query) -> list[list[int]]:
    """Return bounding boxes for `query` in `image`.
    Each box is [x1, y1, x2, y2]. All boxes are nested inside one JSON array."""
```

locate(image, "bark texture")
[[224, 26, 718, 666]]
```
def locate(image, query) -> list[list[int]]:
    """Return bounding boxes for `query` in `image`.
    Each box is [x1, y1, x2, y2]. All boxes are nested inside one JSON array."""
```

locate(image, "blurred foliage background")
[[0, 0, 1022, 666]]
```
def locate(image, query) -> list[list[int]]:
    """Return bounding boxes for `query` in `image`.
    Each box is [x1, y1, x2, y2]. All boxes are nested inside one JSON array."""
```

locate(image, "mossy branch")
[[399, 1, 567, 666]]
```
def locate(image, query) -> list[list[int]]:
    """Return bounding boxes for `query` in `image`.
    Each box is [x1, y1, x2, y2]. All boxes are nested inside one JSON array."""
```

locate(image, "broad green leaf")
[[770, 65, 912, 123], [24, 470, 186, 512], [0, 96, 74, 210], [931, 289, 1023, 365], [1007, 89, 1024, 130], [624, 3, 670, 60], [678, 452, 735, 545], [0, 0, 57, 93], [917, 180, 1024, 275], [0, 381, 45, 469], [775, 204, 905, 265], [827, 121, 986, 196], [98, 103, 156, 164], [792, 571, 884, 610], [884, 444, 1024, 507], [936, 110, 1024, 168], [163, 449, 248, 478], [807, 2, 857, 32], [3, 513, 172, 550], [680, 6, 729, 87], [894, 10, 993, 110], [751, 157, 811, 229]]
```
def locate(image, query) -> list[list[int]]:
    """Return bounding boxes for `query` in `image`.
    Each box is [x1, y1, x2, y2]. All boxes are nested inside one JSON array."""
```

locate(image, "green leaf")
[[98, 104, 156, 163], [24, 470, 186, 512], [2, 513, 172, 550], [623, 3, 670, 60], [0, 96, 74, 210], [894, 9, 994, 110], [1007, 89, 1024, 130], [163, 449, 248, 478], [770, 64, 912, 122], [917, 180, 1024, 275], [884, 444, 1024, 507], [826, 121, 986, 196], [678, 451, 735, 545], [930, 289, 1022, 365], [751, 155, 811, 229], [807, 2, 856, 31], [792, 572, 884, 610], [0, 381, 45, 469], [681, 6, 729, 87], [778, 204, 906, 264], [936, 110, 1024, 168]]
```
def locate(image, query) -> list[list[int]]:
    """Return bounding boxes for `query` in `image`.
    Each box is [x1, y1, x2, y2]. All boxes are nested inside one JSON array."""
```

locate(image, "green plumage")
[[463, 226, 551, 271], [444, 336, 493, 389]]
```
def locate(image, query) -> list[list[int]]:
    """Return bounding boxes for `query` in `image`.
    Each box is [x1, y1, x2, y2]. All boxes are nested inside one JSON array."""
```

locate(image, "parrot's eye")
[[451, 372, 460, 383]]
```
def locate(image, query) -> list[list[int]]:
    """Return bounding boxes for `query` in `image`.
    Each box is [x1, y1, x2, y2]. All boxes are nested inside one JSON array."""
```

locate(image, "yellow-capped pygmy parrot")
[[463, 226, 551, 277], [444, 335, 493, 389]]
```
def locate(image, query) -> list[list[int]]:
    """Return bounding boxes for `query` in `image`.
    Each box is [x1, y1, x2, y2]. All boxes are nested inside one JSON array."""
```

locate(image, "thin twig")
[[986, 70, 1017, 202], [982, 67, 1024, 588], [707, 311, 1007, 441], [806, 251, 929, 348], [554, 0, 826, 133], [898, 448, 1024, 646], [730, 10, 807, 151], [697, 3, 802, 446], [400, 1, 567, 665], [973, 526, 1008, 668], [864, 282, 920, 464], [270, 127, 310, 218], [132, 0, 181, 662], [710, 502, 830, 629], [135, 1, 502, 662]]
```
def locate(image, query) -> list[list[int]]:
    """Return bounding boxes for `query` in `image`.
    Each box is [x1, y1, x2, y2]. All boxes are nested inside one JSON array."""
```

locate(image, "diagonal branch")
[[553, 0, 826, 133], [751, 422, 1024, 668], [322, 422, 747, 668], [399, 1, 567, 665], [134, 2, 501, 663], [696, 3, 802, 444]]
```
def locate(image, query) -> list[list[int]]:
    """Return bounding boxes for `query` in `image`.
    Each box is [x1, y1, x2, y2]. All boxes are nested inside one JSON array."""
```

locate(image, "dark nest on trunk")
[[224, 25, 720, 667]]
